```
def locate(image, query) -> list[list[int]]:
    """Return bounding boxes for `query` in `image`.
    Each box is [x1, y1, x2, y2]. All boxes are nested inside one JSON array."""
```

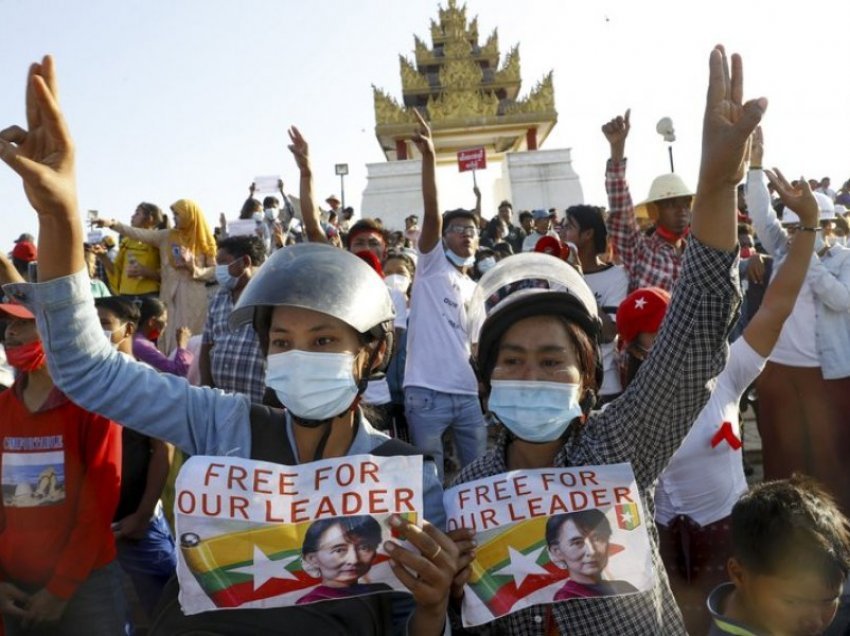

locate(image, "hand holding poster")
[[175, 454, 423, 614], [444, 463, 653, 627]]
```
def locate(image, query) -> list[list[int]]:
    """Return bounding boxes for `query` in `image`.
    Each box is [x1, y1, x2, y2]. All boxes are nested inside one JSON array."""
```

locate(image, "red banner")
[[457, 147, 486, 172]]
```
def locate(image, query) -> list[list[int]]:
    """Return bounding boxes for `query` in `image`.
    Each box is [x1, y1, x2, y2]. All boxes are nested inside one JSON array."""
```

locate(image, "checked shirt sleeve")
[[583, 237, 740, 490], [605, 159, 643, 283]]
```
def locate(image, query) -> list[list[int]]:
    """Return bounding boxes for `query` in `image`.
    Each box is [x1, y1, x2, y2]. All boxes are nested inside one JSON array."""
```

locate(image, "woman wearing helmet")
[[0, 57, 457, 636], [446, 46, 767, 633]]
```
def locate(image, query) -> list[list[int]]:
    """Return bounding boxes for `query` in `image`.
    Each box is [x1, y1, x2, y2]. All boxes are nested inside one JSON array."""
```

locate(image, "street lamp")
[[335, 163, 349, 212]]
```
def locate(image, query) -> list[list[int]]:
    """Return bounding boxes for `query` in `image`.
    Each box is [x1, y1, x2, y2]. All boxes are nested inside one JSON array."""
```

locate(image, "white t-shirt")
[[655, 337, 766, 526], [769, 274, 819, 367], [583, 264, 629, 397], [403, 243, 478, 395], [389, 288, 408, 330], [521, 230, 557, 252]]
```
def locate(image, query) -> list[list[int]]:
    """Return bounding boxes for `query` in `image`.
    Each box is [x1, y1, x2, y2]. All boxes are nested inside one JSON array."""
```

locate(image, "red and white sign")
[[457, 147, 486, 172]]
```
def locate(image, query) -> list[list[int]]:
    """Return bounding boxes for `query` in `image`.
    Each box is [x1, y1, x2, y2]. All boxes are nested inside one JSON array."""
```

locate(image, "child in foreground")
[[708, 475, 850, 635]]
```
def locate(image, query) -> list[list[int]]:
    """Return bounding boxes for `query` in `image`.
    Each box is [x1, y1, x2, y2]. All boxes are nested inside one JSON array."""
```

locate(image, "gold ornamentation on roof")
[[400, 56, 429, 91], [373, 86, 418, 125], [504, 72, 555, 115], [495, 45, 520, 84], [444, 37, 473, 59], [439, 59, 483, 89], [481, 29, 499, 57], [427, 89, 499, 121]]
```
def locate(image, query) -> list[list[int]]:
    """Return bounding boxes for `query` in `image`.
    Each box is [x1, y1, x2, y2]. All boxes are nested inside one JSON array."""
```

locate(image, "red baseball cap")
[[11, 241, 37, 263], [616, 287, 671, 347]]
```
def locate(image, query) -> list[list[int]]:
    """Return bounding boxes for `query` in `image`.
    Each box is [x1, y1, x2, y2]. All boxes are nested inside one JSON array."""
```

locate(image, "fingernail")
[[471, 539, 478, 548], [384, 541, 397, 553], [389, 514, 402, 527]]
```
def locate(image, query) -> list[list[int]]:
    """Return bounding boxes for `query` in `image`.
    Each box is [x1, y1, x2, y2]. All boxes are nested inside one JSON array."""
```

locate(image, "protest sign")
[[457, 147, 486, 172], [226, 219, 260, 238], [175, 453, 423, 614], [254, 175, 282, 192], [444, 463, 653, 626]]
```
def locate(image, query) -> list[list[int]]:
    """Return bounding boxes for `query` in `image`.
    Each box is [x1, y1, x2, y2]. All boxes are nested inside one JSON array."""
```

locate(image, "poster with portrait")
[[444, 463, 653, 627], [174, 454, 422, 614]]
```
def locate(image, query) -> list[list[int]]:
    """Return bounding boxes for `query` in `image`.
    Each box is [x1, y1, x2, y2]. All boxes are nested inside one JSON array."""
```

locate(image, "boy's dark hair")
[[262, 196, 278, 209], [833, 216, 849, 234], [138, 297, 166, 328], [566, 205, 608, 255], [95, 296, 141, 327], [216, 235, 266, 266], [737, 222, 754, 236], [345, 219, 387, 249], [731, 475, 850, 587], [137, 202, 168, 229], [519, 210, 533, 223]]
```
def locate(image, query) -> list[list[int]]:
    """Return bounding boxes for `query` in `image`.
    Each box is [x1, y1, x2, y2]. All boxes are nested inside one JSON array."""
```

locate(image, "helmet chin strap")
[[290, 341, 384, 461]]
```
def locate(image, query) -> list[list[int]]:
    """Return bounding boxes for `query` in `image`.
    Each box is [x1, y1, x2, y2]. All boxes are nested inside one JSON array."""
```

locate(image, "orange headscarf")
[[168, 199, 217, 267]]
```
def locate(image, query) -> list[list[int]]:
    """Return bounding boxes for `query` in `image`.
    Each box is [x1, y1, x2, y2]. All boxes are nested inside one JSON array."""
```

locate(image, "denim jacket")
[[5, 270, 445, 529], [747, 169, 850, 379]]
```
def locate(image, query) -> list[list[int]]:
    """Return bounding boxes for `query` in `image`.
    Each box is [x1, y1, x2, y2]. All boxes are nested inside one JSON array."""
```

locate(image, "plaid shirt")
[[452, 238, 740, 635], [606, 159, 684, 293], [202, 288, 266, 402]]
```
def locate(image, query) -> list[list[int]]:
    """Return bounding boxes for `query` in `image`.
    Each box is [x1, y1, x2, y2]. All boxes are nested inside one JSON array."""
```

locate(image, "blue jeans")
[[4, 561, 127, 636], [116, 510, 178, 619], [405, 386, 486, 482]]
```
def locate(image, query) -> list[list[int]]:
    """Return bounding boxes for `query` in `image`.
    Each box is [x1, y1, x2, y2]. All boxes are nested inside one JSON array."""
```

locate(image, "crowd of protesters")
[[0, 46, 849, 636]]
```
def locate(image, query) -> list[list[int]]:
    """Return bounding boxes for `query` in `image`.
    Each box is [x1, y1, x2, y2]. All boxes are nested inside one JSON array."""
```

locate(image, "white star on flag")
[[493, 546, 550, 589], [634, 297, 647, 310], [620, 509, 633, 525], [229, 545, 300, 591]]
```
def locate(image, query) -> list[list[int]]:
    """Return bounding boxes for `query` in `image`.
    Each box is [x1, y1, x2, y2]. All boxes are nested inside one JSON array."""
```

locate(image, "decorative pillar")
[[395, 139, 408, 160], [526, 127, 538, 151]]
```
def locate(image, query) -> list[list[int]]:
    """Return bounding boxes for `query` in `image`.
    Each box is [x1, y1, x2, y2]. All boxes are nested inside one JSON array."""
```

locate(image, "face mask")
[[6, 340, 47, 372], [739, 246, 753, 259], [384, 274, 410, 294], [103, 326, 127, 349], [215, 264, 240, 290], [264, 208, 276, 221], [252, 212, 264, 223], [487, 380, 582, 442], [148, 328, 161, 342], [477, 256, 497, 274], [445, 246, 475, 268], [265, 350, 360, 420]]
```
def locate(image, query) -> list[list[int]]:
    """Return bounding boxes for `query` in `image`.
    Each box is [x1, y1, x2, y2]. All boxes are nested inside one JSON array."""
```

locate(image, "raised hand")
[[601, 109, 631, 154], [411, 109, 435, 158], [699, 46, 767, 190], [287, 126, 311, 175], [765, 169, 819, 228], [0, 56, 76, 219]]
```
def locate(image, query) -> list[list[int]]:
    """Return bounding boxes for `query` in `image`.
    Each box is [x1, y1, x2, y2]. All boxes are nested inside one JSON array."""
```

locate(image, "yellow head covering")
[[168, 199, 217, 267]]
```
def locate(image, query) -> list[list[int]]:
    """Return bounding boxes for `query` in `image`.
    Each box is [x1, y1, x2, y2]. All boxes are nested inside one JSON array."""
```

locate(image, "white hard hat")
[[635, 173, 694, 220]]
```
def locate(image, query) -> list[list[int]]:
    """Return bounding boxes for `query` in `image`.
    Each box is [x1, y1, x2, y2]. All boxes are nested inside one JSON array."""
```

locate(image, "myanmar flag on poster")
[[466, 517, 568, 618], [179, 513, 415, 608], [616, 502, 640, 531]]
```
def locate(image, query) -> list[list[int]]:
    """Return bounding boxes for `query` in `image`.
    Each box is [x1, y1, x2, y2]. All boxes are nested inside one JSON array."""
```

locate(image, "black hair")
[[216, 235, 266, 266], [833, 216, 849, 235], [492, 242, 514, 258], [546, 509, 612, 547], [383, 250, 416, 278], [262, 196, 279, 209], [238, 197, 262, 220], [345, 219, 388, 250], [137, 297, 167, 328], [566, 205, 608, 255], [94, 296, 141, 327], [731, 475, 850, 587], [301, 515, 382, 556], [137, 202, 168, 229]]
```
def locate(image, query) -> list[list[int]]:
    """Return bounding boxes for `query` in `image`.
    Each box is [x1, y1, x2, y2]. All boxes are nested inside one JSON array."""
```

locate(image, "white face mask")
[[215, 264, 240, 290], [252, 212, 264, 223], [488, 380, 582, 442], [265, 350, 360, 420], [384, 273, 411, 294], [264, 208, 276, 221], [103, 327, 125, 350]]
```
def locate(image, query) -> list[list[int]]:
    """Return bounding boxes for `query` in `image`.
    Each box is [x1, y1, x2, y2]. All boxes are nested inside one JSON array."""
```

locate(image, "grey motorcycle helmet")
[[230, 243, 395, 369]]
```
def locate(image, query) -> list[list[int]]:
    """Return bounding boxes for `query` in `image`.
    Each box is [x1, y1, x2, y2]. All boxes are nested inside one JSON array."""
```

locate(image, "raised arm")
[[602, 109, 642, 270], [743, 170, 818, 356], [746, 127, 788, 257], [592, 46, 766, 487], [0, 55, 250, 457], [287, 126, 327, 245], [413, 110, 440, 254], [96, 218, 166, 247], [0, 251, 25, 285]]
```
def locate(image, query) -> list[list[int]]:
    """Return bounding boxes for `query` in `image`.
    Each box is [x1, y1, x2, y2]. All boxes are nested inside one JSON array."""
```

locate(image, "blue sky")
[[1, 0, 848, 251]]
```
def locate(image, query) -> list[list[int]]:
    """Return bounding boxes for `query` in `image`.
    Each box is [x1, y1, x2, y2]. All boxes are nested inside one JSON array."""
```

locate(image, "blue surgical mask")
[[215, 264, 239, 290], [477, 256, 497, 274], [265, 350, 360, 420], [487, 380, 582, 442], [445, 245, 475, 268]]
